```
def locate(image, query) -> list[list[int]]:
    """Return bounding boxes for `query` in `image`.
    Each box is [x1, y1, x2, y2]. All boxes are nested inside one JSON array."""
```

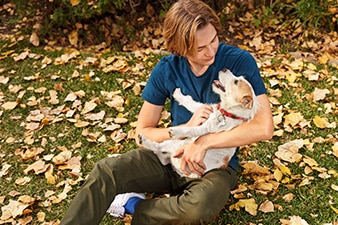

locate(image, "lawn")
[[0, 15, 337, 225]]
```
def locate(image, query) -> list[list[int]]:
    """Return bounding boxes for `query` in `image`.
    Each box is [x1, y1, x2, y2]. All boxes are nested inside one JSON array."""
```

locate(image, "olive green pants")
[[60, 149, 237, 225]]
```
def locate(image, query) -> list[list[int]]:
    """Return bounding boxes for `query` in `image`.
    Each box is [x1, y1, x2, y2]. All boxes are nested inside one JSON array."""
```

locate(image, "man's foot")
[[106, 192, 145, 218]]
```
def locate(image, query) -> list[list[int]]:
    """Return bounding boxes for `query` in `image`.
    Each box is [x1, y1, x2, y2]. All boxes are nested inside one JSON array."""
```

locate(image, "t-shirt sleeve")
[[142, 60, 171, 106], [232, 51, 267, 96]]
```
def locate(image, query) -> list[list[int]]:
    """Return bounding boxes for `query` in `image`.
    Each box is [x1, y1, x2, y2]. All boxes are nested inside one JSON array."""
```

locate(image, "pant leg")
[[60, 149, 175, 225], [132, 167, 237, 225]]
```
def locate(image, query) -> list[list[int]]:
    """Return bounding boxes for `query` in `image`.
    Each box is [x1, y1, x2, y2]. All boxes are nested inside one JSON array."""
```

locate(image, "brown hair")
[[163, 0, 222, 57]]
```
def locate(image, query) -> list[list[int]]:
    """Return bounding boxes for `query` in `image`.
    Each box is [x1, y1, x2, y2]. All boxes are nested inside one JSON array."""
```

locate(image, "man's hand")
[[185, 104, 213, 127], [173, 142, 207, 176]]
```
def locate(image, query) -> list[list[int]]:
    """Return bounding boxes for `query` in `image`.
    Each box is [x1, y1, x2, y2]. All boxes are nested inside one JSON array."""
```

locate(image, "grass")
[[0, 33, 337, 225]]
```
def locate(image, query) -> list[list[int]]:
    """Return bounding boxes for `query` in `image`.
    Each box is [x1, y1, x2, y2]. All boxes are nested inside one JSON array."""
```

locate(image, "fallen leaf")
[[258, 200, 274, 213], [275, 139, 304, 163], [0, 200, 30, 220], [30, 32, 39, 46], [284, 112, 304, 127], [313, 115, 330, 129], [280, 215, 309, 225], [70, 0, 80, 6], [1, 101, 18, 110], [230, 198, 258, 216], [282, 193, 294, 202], [313, 88, 330, 102], [68, 30, 78, 46], [82, 101, 97, 115]]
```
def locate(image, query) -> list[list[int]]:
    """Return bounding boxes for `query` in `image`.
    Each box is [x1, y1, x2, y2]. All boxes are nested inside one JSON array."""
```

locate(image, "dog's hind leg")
[[138, 134, 171, 165]]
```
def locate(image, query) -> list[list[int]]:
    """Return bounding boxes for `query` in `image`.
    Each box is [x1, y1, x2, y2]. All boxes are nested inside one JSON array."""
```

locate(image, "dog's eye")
[[234, 80, 239, 85]]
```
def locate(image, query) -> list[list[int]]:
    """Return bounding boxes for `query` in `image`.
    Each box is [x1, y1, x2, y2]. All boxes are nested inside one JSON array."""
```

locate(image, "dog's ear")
[[241, 96, 253, 109]]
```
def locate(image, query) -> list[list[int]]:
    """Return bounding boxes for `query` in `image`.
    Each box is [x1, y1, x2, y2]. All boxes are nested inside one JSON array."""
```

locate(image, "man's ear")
[[241, 96, 253, 109]]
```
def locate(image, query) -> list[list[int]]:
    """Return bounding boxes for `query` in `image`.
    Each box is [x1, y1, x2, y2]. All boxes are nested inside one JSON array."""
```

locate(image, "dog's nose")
[[222, 68, 228, 72]]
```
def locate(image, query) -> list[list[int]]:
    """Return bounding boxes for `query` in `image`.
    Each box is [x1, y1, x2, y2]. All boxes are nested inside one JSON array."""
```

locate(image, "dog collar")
[[216, 104, 247, 121]]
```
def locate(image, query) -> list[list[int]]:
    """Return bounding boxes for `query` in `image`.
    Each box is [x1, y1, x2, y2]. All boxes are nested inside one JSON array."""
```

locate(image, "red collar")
[[216, 103, 247, 121]]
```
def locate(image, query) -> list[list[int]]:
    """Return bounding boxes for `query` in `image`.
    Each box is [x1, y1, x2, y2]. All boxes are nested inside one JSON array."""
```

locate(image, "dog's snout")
[[222, 68, 228, 73]]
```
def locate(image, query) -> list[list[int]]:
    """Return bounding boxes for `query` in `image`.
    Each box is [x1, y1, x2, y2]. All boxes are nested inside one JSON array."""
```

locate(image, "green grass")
[[0, 35, 337, 225]]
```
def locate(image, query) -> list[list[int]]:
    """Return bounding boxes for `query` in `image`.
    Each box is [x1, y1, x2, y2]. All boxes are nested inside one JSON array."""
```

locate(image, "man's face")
[[187, 23, 219, 68]]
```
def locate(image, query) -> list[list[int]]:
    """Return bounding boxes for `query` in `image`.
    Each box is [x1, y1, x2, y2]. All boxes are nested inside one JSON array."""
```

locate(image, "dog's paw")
[[168, 128, 179, 139], [138, 134, 144, 145], [187, 173, 201, 179], [172, 88, 183, 100]]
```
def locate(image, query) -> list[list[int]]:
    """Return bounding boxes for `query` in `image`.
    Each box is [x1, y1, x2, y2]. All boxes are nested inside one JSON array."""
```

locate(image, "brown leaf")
[[24, 160, 49, 175], [275, 139, 304, 163], [0, 200, 30, 220], [313, 88, 330, 102], [1, 101, 18, 110], [333, 142, 338, 158], [30, 32, 39, 46], [258, 200, 274, 213], [280, 215, 309, 225], [282, 193, 294, 202], [82, 101, 97, 115]]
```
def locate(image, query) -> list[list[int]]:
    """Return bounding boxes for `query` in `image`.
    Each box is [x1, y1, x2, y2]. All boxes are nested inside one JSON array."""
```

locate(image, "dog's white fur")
[[139, 69, 260, 178]]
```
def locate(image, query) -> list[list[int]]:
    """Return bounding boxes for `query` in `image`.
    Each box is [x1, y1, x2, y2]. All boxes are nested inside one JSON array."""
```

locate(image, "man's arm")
[[175, 94, 274, 175]]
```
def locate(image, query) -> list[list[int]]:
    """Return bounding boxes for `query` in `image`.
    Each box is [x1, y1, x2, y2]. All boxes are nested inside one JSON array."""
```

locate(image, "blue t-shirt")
[[142, 43, 267, 171]]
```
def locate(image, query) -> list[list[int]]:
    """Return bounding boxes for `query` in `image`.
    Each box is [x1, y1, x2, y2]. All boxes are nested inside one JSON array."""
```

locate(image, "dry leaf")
[[313, 88, 330, 102], [0, 200, 30, 220], [68, 30, 78, 46], [70, 0, 80, 6], [230, 198, 258, 216], [0, 164, 11, 177], [258, 200, 274, 213], [333, 142, 338, 158], [1, 101, 18, 110], [280, 215, 309, 225], [275, 139, 304, 163], [30, 32, 39, 46], [282, 193, 294, 202], [15, 177, 31, 185], [24, 160, 49, 175], [284, 112, 304, 127], [313, 115, 330, 129], [82, 101, 97, 115]]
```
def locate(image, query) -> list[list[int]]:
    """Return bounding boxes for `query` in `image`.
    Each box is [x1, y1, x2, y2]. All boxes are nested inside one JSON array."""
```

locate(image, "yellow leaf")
[[254, 180, 273, 191], [239, 198, 258, 216], [68, 30, 78, 46], [279, 165, 292, 175], [274, 168, 283, 181], [303, 155, 318, 167], [284, 112, 303, 127], [313, 115, 330, 129], [333, 142, 338, 158], [285, 72, 300, 83], [70, 0, 80, 6], [331, 205, 338, 214]]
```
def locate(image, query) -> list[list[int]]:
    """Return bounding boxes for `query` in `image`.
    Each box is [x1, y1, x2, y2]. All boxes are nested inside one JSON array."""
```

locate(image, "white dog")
[[139, 69, 260, 178]]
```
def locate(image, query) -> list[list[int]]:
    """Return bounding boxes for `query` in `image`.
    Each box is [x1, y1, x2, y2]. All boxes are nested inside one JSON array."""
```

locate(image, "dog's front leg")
[[173, 88, 203, 113]]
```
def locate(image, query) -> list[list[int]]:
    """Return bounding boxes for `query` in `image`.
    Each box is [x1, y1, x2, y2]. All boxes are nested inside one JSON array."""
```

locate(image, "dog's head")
[[212, 69, 258, 118]]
